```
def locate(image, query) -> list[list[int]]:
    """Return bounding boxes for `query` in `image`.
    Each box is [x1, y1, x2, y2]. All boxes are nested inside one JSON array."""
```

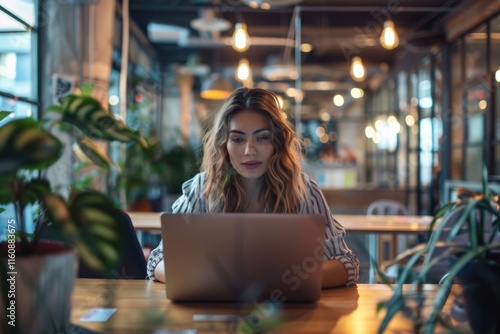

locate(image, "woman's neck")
[[241, 176, 266, 212]]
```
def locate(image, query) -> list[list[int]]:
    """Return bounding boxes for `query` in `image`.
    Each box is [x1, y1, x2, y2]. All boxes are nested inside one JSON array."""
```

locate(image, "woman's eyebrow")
[[229, 128, 270, 135]]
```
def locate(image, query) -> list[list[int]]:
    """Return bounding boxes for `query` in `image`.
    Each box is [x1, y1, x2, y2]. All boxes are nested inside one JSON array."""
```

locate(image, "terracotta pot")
[[0, 241, 76, 334]]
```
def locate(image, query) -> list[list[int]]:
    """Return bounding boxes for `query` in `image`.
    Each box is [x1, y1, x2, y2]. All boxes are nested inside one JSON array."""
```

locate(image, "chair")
[[367, 199, 409, 216], [40, 209, 147, 280], [366, 199, 410, 279]]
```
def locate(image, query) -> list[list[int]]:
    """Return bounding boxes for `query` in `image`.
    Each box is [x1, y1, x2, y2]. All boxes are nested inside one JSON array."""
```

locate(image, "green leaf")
[[43, 194, 73, 228], [0, 119, 63, 175], [73, 138, 115, 170], [22, 179, 52, 205], [79, 83, 95, 96], [482, 164, 489, 197], [58, 94, 144, 144], [378, 293, 404, 333], [0, 110, 11, 122], [67, 191, 126, 272], [0, 175, 15, 204]]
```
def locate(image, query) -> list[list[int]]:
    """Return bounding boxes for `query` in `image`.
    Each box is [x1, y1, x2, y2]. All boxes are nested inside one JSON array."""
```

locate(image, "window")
[[0, 7, 37, 100], [0, 1, 38, 239]]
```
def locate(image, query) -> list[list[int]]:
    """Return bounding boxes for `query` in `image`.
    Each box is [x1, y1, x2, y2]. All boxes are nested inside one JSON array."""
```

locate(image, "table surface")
[[71, 279, 463, 334], [128, 212, 434, 234]]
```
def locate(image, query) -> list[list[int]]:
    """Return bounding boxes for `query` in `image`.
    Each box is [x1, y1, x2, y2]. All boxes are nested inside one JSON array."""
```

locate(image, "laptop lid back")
[[161, 213, 325, 303]]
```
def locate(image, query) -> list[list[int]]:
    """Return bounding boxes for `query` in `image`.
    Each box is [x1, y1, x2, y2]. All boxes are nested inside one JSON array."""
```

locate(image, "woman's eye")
[[231, 137, 243, 143], [257, 136, 269, 142]]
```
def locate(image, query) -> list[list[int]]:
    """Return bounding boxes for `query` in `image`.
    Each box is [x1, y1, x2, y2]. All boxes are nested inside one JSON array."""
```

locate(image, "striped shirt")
[[147, 172, 359, 286]]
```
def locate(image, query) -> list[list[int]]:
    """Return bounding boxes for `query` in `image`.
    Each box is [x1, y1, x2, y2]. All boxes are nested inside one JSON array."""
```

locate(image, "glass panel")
[[374, 153, 386, 187], [0, 9, 29, 31], [434, 52, 443, 119], [465, 24, 487, 80], [0, 0, 36, 27], [408, 151, 418, 188], [420, 118, 433, 186], [0, 32, 36, 99], [387, 79, 396, 111], [451, 40, 463, 88], [451, 148, 463, 179], [397, 71, 408, 114], [496, 81, 500, 140], [418, 58, 432, 118], [367, 155, 375, 185], [451, 89, 464, 146], [408, 70, 419, 149], [465, 146, 483, 181], [464, 81, 488, 144], [468, 113, 484, 144], [496, 145, 500, 175], [0, 96, 37, 124], [490, 14, 500, 74]]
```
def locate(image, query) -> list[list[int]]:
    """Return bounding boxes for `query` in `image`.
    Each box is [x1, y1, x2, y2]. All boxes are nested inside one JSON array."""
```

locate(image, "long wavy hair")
[[201, 87, 306, 213]]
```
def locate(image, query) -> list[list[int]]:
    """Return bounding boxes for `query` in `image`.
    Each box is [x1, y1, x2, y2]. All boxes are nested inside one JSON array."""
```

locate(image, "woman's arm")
[[304, 175, 360, 287], [146, 173, 207, 282], [322, 259, 348, 288], [153, 260, 166, 282]]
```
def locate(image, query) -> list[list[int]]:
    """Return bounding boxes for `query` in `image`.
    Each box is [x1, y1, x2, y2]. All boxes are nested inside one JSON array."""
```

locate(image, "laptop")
[[160, 213, 325, 303]]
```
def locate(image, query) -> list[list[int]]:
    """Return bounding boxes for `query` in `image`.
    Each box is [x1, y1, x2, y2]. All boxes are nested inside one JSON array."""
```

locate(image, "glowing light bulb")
[[350, 56, 365, 82], [380, 20, 399, 50], [333, 94, 344, 107], [236, 58, 250, 81], [350, 88, 364, 99], [232, 22, 250, 52]]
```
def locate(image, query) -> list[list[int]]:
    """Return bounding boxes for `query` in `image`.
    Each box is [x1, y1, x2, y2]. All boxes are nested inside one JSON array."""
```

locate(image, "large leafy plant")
[[117, 135, 198, 208], [0, 93, 145, 272], [377, 166, 500, 333]]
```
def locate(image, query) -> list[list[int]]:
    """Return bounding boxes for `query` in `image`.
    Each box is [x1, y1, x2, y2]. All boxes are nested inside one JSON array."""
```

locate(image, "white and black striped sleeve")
[[146, 173, 207, 281], [303, 175, 360, 287]]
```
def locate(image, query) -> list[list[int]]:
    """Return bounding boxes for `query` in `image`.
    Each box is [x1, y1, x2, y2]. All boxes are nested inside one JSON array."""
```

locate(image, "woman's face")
[[226, 110, 275, 180]]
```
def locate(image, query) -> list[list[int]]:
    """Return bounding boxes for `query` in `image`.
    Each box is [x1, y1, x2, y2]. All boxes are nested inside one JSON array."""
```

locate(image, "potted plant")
[[119, 135, 198, 212], [378, 166, 500, 334], [0, 92, 145, 334]]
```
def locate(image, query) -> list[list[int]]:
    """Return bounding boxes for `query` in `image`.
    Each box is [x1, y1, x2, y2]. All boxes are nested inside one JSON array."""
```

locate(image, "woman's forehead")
[[228, 110, 271, 131]]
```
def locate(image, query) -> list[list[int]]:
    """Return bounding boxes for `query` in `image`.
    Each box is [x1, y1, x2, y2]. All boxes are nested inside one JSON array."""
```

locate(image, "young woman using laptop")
[[147, 87, 359, 288]]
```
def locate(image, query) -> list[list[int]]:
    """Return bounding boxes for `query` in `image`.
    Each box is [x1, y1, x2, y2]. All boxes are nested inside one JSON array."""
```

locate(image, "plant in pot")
[[0, 92, 145, 334], [120, 135, 199, 212], [377, 166, 500, 334]]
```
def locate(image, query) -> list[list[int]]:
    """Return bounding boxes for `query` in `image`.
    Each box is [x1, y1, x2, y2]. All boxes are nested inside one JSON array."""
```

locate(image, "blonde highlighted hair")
[[201, 87, 306, 212]]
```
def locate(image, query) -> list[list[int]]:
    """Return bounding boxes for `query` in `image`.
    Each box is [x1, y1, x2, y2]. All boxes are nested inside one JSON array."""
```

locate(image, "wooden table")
[[128, 212, 433, 234], [339, 215, 433, 283], [71, 279, 462, 334], [128, 212, 433, 283]]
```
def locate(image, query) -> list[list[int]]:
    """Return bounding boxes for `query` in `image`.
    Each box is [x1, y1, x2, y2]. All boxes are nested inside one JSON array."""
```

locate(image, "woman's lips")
[[242, 161, 262, 169]]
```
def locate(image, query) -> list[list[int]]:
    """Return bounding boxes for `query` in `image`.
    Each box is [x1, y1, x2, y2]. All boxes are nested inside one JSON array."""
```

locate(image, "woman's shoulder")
[[181, 172, 206, 193], [300, 172, 319, 190]]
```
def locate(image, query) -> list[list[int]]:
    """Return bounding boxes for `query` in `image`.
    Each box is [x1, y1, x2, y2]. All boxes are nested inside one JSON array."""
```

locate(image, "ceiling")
[[126, 0, 467, 112]]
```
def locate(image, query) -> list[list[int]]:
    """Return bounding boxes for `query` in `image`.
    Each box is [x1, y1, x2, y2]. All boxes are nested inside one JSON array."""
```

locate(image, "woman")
[[147, 87, 359, 287]]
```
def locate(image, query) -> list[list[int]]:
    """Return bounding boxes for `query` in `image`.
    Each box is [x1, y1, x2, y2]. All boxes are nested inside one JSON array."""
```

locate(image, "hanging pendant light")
[[232, 22, 251, 52], [200, 73, 233, 100], [350, 56, 365, 82], [236, 58, 254, 88], [380, 20, 399, 50], [236, 58, 251, 81]]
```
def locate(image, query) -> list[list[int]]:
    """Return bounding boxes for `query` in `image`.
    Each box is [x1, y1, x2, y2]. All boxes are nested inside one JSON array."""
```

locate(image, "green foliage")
[[0, 111, 11, 122], [378, 165, 500, 333], [0, 93, 146, 272], [120, 136, 199, 204]]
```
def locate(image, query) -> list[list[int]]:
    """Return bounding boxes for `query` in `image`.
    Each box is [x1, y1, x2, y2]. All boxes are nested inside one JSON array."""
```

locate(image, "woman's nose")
[[244, 142, 257, 156]]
